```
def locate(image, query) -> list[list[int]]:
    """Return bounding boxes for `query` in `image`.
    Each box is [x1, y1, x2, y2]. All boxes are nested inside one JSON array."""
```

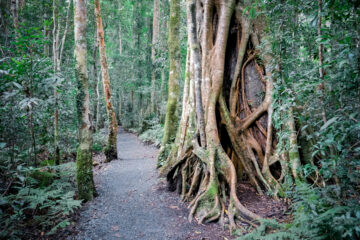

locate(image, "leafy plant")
[[0, 163, 82, 239]]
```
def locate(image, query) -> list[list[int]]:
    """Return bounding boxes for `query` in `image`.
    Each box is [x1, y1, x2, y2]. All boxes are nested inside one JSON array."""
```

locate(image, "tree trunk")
[[95, 73, 101, 131], [186, 0, 206, 147], [159, 1, 300, 228], [157, 0, 181, 166], [53, 0, 71, 165], [92, 30, 98, 130], [150, 0, 160, 114], [318, 0, 327, 124], [74, 0, 95, 201], [95, 0, 118, 162], [52, 0, 60, 165], [11, 0, 18, 40]]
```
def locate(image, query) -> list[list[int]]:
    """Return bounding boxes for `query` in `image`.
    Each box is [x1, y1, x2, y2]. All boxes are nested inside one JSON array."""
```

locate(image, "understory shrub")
[[0, 163, 82, 239], [238, 182, 360, 240], [139, 116, 164, 147]]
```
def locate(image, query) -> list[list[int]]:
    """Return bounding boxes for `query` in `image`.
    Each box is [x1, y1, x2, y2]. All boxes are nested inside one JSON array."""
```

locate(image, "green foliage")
[[30, 169, 55, 188], [139, 116, 164, 147], [39, 159, 56, 167], [238, 0, 360, 239], [0, 163, 81, 239], [239, 182, 360, 240], [139, 123, 164, 147]]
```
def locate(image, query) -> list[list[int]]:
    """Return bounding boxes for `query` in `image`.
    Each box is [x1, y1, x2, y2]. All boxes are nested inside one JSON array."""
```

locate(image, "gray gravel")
[[68, 127, 231, 240]]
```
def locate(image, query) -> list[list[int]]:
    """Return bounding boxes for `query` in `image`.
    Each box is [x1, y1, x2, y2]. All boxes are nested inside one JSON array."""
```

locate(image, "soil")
[[66, 127, 288, 240]]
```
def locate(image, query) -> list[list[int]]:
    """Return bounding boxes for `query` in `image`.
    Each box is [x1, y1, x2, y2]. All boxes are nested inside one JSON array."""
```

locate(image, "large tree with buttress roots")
[[159, 0, 302, 229]]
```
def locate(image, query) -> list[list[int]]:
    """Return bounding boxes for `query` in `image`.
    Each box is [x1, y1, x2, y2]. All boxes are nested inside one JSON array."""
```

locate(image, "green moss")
[[104, 143, 117, 162], [157, 144, 172, 167], [76, 147, 95, 201], [207, 181, 219, 197], [30, 170, 55, 188]]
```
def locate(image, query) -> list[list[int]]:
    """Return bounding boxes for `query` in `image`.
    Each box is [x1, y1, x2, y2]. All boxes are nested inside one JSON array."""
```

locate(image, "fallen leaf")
[[195, 231, 201, 234]]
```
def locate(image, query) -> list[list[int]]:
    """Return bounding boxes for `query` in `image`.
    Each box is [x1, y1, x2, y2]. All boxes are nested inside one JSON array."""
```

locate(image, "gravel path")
[[68, 127, 231, 240]]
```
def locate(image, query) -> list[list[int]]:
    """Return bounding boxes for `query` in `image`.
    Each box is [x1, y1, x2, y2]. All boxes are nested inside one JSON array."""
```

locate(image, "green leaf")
[[320, 117, 338, 131]]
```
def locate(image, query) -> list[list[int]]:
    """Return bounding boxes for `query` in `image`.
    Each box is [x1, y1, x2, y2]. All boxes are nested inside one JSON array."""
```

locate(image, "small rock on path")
[[68, 127, 231, 240]]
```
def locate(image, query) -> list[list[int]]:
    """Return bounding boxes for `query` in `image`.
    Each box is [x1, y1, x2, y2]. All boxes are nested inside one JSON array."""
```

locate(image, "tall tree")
[[52, 0, 71, 165], [157, 0, 181, 165], [95, 0, 118, 162], [74, 0, 95, 201], [150, 0, 160, 114], [159, 0, 287, 228], [186, 0, 206, 147]]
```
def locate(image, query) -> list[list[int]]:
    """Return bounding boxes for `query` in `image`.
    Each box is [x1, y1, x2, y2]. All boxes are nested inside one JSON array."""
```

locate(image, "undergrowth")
[[138, 116, 164, 147], [238, 182, 360, 240], [0, 163, 82, 239]]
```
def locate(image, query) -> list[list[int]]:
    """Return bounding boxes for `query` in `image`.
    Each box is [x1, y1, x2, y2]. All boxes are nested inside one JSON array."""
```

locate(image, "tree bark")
[[52, 0, 60, 165], [95, 0, 118, 162], [186, 0, 206, 147], [160, 0, 292, 228], [157, 0, 181, 166], [11, 0, 18, 40], [74, 0, 95, 201], [318, 0, 327, 124], [150, 0, 160, 114]]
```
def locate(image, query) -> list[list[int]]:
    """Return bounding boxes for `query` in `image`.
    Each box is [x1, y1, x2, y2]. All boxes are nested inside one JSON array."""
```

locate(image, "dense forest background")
[[0, 0, 359, 239]]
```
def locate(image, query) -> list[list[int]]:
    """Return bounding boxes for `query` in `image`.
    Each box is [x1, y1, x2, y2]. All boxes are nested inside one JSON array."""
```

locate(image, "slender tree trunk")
[[52, 0, 71, 165], [74, 0, 95, 201], [118, 25, 122, 56], [43, 2, 49, 56], [117, 0, 122, 56], [160, 68, 166, 122], [11, 0, 18, 40], [52, 0, 60, 165], [157, 0, 181, 165], [95, 0, 118, 162], [95, 73, 101, 131], [59, 0, 71, 66], [92, 30, 98, 130], [318, 0, 327, 124], [186, 0, 206, 147], [150, 0, 160, 114]]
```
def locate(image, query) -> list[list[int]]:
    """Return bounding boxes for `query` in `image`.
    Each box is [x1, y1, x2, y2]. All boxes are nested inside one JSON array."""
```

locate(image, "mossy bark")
[[157, 0, 181, 165], [74, 0, 95, 202], [160, 0, 301, 230], [95, 0, 118, 162], [76, 148, 95, 201]]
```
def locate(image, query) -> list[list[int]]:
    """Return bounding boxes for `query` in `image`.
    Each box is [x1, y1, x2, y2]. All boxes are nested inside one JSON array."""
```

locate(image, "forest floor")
[[66, 127, 234, 240]]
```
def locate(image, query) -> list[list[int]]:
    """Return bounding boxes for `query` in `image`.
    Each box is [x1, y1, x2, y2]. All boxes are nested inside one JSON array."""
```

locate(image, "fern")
[[238, 182, 360, 240], [0, 163, 82, 239]]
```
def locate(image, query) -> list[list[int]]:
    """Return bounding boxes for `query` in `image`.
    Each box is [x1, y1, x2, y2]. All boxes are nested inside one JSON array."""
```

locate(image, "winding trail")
[[69, 127, 230, 240]]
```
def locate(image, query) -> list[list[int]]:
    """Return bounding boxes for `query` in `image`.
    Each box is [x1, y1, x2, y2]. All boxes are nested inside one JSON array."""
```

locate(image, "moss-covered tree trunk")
[[157, 0, 181, 166], [74, 0, 95, 201], [95, 0, 118, 162], [160, 0, 305, 230]]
